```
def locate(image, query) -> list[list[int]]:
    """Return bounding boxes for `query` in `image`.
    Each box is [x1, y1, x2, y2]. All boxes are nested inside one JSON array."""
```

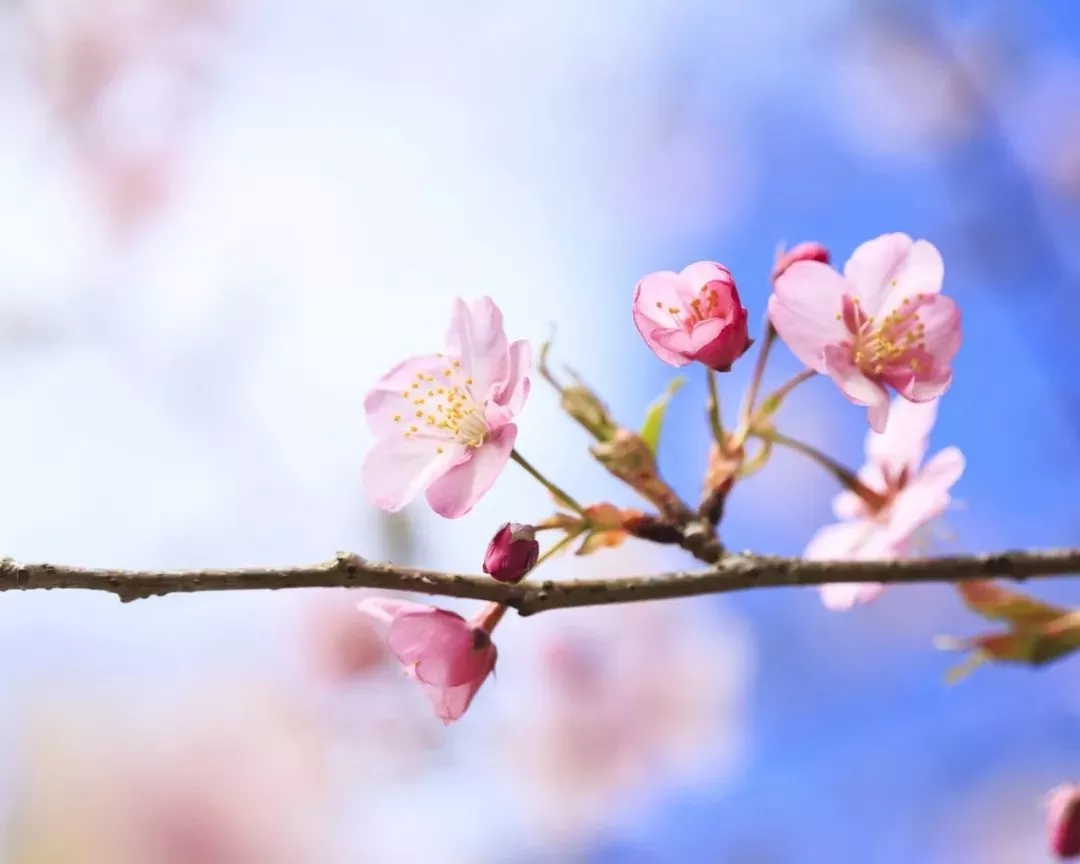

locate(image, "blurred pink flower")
[[362, 296, 530, 519], [10, 687, 337, 864], [633, 262, 751, 371], [506, 600, 749, 844], [772, 241, 831, 282], [358, 597, 499, 724], [302, 592, 389, 682], [483, 522, 539, 584], [770, 233, 961, 432], [24, 0, 230, 238], [806, 396, 964, 610], [1048, 784, 1080, 859]]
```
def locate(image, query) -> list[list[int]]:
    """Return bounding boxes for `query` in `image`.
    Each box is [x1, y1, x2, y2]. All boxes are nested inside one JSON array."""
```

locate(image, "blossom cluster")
[[353, 231, 969, 724]]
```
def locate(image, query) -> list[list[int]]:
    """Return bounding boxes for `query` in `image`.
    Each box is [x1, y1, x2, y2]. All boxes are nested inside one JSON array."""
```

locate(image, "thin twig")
[[0, 548, 1077, 616]]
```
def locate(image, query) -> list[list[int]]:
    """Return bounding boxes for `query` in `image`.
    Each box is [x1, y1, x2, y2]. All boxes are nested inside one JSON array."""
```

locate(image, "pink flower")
[[805, 396, 965, 610], [771, 241, 831, 281], [632, 262, 752, 371], [1048, 784, 1080, 859], [769, 232, 961, 432], [483, 522, 540, 584], [362, 296, 531, 519], [357, 597, 498, 724]]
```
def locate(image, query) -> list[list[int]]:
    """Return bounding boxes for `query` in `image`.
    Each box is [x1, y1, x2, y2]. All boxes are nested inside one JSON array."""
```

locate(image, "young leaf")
[[640, 378, 685, 456]]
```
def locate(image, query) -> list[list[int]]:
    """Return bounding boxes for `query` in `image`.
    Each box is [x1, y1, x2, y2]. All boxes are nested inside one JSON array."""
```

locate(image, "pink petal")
[[905, 295, 962, 401], [445, 296, 510, 397], [361, 435, 462, 512], [387, 608, 488, 687], [769, 262, 850, 373], [822, 344, 891, 432], [842, 233, 914, 312], [804, 521, 894, 611], [832, 489, 870, 521], [356, 596, 433, 627], [819, 582, 887, 611], [651, 317, 725, 356], [491, 338, 531, 417], [804, 520, 889, 561], [363, 354, 447, 436], [633, 272, 694, 366], [877, 239, 945, 313], [679, 261, 734, 298], [916, 445, 965, 490], [424, 423, 517, 518], [419, 667, 493, 724], [866, 397, 939, 477], [884, 447, 964, 544]]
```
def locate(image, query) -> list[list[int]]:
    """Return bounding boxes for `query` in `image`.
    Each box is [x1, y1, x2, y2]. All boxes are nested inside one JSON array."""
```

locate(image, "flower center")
[[841, 293, 929, 376], [392, 359, 488, 451], [654, 284, 727, 330]]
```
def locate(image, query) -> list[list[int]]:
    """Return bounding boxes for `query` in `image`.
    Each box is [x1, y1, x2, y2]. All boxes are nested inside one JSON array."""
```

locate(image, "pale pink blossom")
[[771, 241, 831, 282], [362, 296, 531, 519], [770, 232, 961, 432], [632, 262, 751, 371], [805, 397, 965, 610], [357, 597, 498, 724]]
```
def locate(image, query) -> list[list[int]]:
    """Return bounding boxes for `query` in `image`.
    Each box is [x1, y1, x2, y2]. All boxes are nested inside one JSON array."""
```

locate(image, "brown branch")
[[1, 548, 1078, 616]]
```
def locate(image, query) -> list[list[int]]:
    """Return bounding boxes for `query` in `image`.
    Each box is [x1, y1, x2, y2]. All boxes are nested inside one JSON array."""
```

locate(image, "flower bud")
[[561, 384, 618, 441], [771, 241, 831, 282], [482, 523, 540, 584], [1048, 784, 1080, 859]]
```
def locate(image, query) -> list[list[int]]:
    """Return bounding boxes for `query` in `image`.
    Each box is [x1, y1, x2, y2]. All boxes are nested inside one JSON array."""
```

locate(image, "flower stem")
[[474, 602, 508, 633], [536, 530, 581, 567], [705, 369, 724, 446], [511, 449, 587, 516], [758, 368, 817, 415], [733, 315, 777, 445], [753, 427, 888, 510]]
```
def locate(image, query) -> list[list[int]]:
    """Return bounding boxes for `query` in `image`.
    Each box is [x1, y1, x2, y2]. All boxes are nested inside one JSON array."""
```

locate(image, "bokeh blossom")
[[805, 397, 964, 610]]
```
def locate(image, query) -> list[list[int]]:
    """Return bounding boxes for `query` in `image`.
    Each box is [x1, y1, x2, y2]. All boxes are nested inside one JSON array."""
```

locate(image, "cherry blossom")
[[632, 261, 751, 371], [805, 396, 964, 610], [358, 597, 498, 724], [770, 232, 961, 432], [362, 296, 531, 519]]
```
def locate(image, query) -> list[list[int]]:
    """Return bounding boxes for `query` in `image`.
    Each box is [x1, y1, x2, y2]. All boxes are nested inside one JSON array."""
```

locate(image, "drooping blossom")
[[632, 262, 751, 371], [1048, 784, 1080, 859], [362, 296, 531, 519], [483, 522, 540, 584], [805, 396, 964, 610], [357, 597, 499, 724], [771, 241, 831, 282], [770, 232, 961, 432]]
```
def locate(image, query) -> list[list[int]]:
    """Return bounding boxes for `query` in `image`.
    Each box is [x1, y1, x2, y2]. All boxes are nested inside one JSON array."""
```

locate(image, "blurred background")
[[0, 0, 1077, 861]]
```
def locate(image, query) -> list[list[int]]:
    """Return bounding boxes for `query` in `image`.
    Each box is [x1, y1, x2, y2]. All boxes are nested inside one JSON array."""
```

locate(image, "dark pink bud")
[[1049, 785, 1080, 859], [482, 523, 540, 584], [771, 241, 831, 282]]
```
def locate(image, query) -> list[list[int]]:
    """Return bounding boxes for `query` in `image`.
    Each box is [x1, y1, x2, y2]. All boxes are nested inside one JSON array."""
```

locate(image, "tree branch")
[[1, 548, 1078, 616]]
